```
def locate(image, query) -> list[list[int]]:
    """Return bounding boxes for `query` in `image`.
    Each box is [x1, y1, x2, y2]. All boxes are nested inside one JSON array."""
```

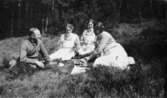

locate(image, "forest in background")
[[0, 0, 166, 97], [0, 0, 167, 38]]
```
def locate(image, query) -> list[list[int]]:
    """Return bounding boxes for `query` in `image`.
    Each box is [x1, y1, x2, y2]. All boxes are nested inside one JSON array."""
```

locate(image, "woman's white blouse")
[[59, 33, 80, 49], [81, 29, 96, 45]]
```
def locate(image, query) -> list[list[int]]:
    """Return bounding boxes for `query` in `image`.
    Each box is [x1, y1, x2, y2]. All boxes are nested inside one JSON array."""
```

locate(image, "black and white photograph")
[[0, 0, 166, 97]]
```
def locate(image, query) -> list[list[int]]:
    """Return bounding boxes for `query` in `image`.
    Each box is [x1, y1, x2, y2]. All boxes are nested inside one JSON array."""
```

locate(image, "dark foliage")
[[0, 0, 167, 38]]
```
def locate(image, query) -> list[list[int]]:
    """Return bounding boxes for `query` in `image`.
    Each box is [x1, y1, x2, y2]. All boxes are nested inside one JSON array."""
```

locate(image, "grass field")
[[0, 22, 165, 98]]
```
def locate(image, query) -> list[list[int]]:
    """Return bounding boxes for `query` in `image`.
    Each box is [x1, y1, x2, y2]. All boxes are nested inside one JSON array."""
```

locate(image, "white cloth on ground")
[[71, 66, 88, 75]]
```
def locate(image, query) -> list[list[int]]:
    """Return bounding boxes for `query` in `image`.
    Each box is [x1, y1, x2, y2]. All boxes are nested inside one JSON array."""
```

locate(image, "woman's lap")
[[93, 44, 129, 69], [50, 48, 75, 60], [78, 44, 95, 55]]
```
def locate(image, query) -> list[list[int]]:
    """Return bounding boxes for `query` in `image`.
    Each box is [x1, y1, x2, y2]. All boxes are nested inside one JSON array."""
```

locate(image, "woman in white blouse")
[[78, 19, 96, 56], [83, 22, 135, 70], [49, 23, 80, 61]]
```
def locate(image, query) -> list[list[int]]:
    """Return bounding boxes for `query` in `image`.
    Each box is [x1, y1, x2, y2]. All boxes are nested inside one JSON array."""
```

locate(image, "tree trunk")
[[10, 12, 14, 36], [17, 1, 22, 33], [41, 17, 45, 34], [45, 17, 49, 33], [118, 0, 123, 22], [52, 0, 55, 11]]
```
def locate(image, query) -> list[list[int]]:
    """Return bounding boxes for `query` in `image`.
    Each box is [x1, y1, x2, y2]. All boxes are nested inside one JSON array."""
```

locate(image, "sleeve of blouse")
[[58, 34, 64, 48], [80, 30, 86, 42], [39, 40, 49, 61], [93, 33, 97, 42], [97, 34, 109, 53], [75, 34, 81, 51]]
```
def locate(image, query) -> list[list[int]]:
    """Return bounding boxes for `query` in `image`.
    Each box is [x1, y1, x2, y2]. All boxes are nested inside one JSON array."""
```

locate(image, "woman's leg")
[[93, 44, 129, 69], [50, 49, 75, 61], [60, 49, 75, 60], [93, 55, 113, 67], [107, 44, 129, 69], [49, 49, 64, 61], [78, 45, 95, 56]]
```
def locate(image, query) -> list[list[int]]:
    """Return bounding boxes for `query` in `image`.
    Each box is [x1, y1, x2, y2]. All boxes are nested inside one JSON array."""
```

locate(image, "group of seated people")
[[9, 19, 135, 75]]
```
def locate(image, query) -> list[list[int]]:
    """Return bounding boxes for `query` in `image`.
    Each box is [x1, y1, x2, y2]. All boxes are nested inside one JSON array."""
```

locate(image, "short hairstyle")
[[28, 29, 34, 36], [28, 27, 41, 36], [86, 19, 94, 25], [95, 22, 105, 32], [89, 19, 94, 23], [66, 23, 74, 30], [97, 22, 104, 29], [97, 22, 104, 28]]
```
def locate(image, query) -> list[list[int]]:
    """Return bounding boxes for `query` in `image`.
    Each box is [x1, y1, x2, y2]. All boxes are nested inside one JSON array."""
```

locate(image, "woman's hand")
[[80, 58, 88, 66], [35, 60, 45, 68]]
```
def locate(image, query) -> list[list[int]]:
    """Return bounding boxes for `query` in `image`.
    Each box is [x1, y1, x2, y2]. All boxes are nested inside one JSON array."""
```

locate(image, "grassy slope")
[[0, 21, 165, 98]]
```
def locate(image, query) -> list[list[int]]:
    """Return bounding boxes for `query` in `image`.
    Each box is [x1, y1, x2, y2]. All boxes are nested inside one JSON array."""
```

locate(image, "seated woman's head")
[[66, 23, 74, 33], [88, 19, 94, 29], [95, 22, 104, 35]]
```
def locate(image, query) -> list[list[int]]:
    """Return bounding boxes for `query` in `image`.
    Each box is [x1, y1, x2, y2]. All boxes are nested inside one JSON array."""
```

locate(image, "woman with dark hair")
[[83, 22, 135, 70]]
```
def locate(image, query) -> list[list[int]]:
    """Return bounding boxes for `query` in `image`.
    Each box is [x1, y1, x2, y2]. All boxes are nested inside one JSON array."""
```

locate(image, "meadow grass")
[[0, 22, 165, 98]]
